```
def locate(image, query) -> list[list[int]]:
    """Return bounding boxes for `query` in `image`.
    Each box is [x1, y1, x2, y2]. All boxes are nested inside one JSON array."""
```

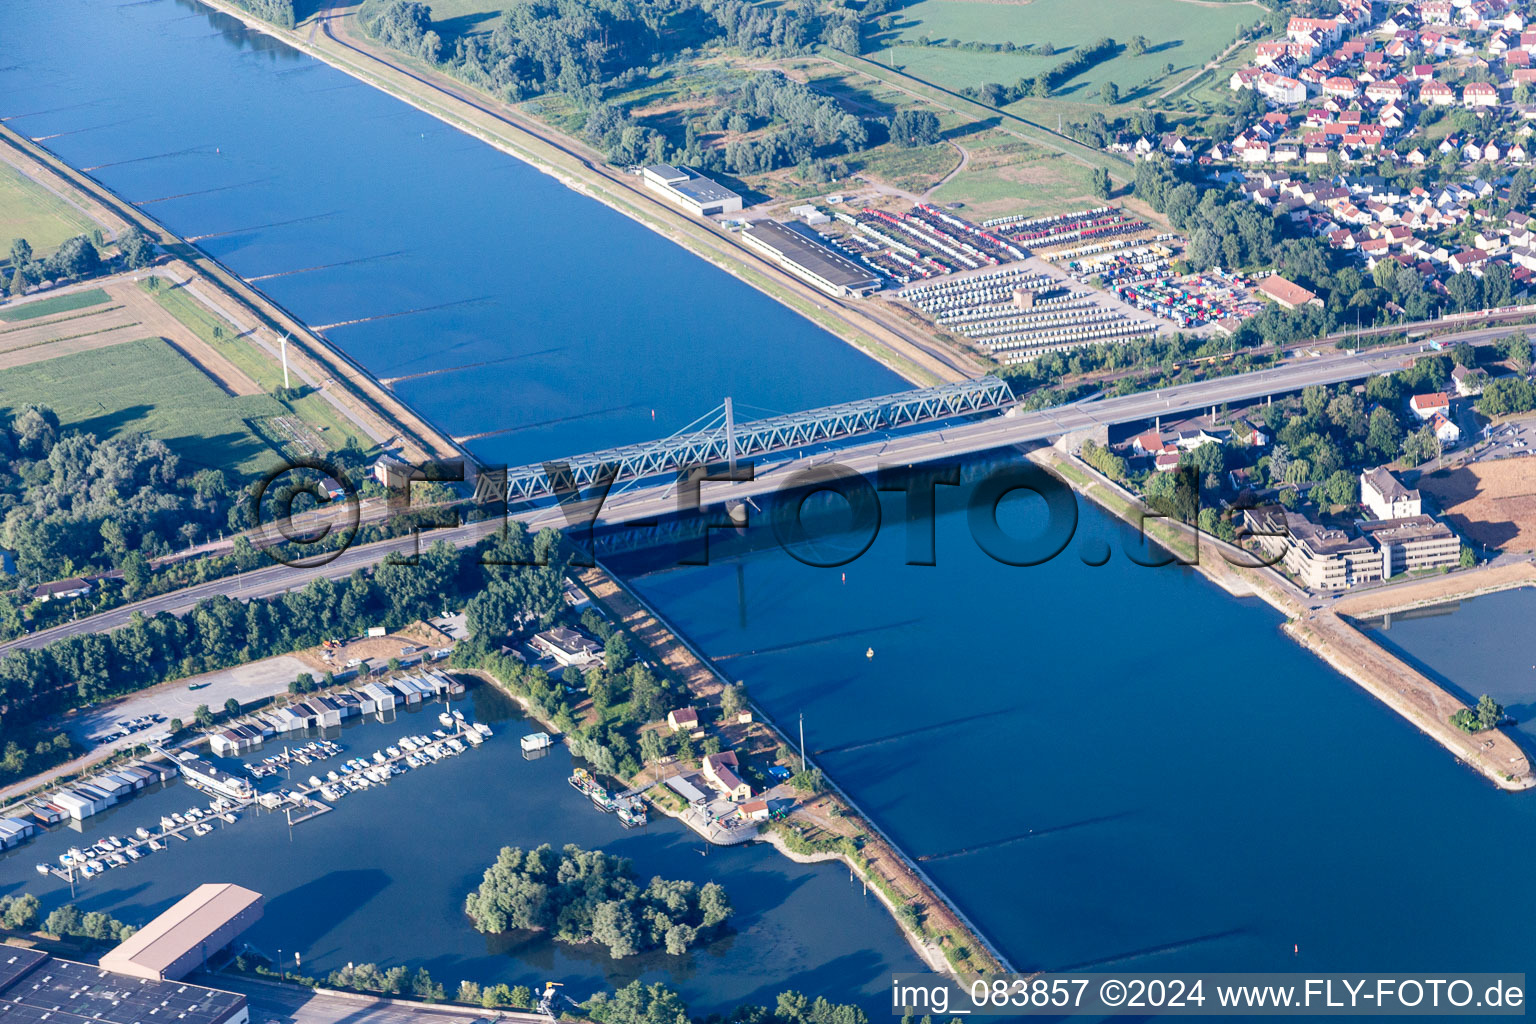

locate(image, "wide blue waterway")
[[0, 0, 904, 468], [611, 474, 1536, 976]]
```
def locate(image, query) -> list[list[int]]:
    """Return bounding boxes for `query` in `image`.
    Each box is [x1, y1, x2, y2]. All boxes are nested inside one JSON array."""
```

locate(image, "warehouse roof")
[[743, 220, 880, 290], [99, 883, 261, 980], [670, 176, 741, 204], [0, 953, 245, 1024]]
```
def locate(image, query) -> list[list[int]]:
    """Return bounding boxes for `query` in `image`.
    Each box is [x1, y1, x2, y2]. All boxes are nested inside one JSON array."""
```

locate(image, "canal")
[[610, 484, 1536, 975], [1, 0, 904, 470]]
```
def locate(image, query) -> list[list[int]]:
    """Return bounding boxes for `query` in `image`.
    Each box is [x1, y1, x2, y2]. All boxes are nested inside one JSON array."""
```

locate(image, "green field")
[[424, 0, 507, 38], [871, 0, 1260, 104], [146, 281, 369, 453], [0, 288, 110, 322], [0, 163, 100, 257], [0, 337, 288, 477]]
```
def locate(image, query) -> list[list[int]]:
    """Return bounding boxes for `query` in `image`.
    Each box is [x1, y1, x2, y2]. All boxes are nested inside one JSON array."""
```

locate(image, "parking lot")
[[1473, 419, 1534, 462]]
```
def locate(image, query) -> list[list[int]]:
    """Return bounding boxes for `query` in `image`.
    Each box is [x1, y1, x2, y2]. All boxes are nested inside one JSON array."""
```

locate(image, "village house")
[[1360, 467, 1422, 520], [666, 707, 700, 732], [31, 577, 92, 603], [702, 751, 752, 801], [1409, 392, 1452, 420]]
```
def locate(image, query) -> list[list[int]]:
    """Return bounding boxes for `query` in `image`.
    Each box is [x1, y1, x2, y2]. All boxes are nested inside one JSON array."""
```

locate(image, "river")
[[609, 487, 1536, 975], [4, 0, 1534, 1004], [1, 0, 903, 470]]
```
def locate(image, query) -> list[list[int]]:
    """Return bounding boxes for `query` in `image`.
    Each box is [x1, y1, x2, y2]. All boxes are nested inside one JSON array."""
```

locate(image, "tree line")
[[0, 404, 239, 588], [963, 36, 1117, 104], [464, 843, 732, 958], [0, 523, 566, 767]]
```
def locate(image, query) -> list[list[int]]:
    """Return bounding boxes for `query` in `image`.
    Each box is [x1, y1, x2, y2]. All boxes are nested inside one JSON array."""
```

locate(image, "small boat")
[[135, 826, 152, 840], [438, 712, 454, 728], [451, 709, 465, 722], [308, 775, 323, 788], [569, 768, 594, 794], [35, 864, 51, 875], [221, 812, 238, 824], [149, 839, 165, 851], [463, 729, 483, 746], [618, 805, 647, 829], [109, 853, 127, 867], [473, 723, 492, 738], [125, 847, 142, 861], [591, 786, 616, 812], [373, 751, 386, 763], [386, 746, 401, 758]]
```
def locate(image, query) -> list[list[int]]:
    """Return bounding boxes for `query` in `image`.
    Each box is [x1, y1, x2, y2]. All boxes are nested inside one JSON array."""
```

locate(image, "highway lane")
[[3, 323, 1524, 655]]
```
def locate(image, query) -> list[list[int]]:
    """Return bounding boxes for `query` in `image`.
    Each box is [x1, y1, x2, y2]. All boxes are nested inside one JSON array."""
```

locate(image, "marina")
[[28, 699, 498, 884], [0, 682, 920, 1011]]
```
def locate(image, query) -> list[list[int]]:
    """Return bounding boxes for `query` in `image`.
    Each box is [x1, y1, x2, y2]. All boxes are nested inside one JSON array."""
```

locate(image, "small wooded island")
[[465, 844, 732, 958]]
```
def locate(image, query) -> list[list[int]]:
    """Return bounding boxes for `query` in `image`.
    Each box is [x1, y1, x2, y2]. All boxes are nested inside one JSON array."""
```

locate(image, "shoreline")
[[187, 0, 981, 389], [0, 125, 465, 469], [573, 563, 1012, 979], [1030, 443, 1535, 792]]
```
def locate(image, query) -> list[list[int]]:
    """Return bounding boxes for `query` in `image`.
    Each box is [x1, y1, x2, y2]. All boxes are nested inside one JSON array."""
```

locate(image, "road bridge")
[[1, 324, 1522, 655]]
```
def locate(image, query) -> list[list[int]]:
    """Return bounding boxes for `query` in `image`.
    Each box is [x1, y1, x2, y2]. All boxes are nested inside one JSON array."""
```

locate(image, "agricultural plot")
[[871, 0, 1258, 102], [0, 337, 288, 478]]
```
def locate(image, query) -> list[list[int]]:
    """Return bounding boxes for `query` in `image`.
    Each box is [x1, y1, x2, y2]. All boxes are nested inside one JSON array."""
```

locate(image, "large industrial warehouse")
[[639, 164, 743, 216], [0, 948, 248, 1024], [741, 220, 881, 298], [98, 883, 264, 982]]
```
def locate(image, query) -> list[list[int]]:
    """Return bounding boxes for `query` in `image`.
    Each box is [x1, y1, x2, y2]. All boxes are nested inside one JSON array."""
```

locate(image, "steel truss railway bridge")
[[493, 376, 1016, 501]]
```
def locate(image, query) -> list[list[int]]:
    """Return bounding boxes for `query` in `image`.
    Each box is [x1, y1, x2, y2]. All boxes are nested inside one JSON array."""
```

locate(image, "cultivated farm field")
[[0, 336, 289, 478]]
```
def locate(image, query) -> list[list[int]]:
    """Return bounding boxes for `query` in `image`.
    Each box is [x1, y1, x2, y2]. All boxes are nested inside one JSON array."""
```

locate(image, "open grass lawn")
[[0, 288, 110, 322], [0, 337, 288, 478], [424, 0, 507, 40], [871, 0, 1261, 101], [0, 163, 99, 257], [930, 129, 1095, 218], [146, 282, 369, 454]]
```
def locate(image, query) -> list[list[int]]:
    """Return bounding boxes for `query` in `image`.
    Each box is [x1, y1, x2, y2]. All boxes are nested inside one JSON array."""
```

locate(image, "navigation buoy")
[[866, 647, 874, 659]]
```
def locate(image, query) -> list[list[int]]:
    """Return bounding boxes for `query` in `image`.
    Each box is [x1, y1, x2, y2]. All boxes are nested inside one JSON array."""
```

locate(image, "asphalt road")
[[200, 975, 556, 1024], [3, 323, 1526, 656]]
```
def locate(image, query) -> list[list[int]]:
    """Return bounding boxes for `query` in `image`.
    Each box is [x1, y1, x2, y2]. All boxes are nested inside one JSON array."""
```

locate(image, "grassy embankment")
[[0, 162, 99, 255], [0, 122, 460, 466], [145, 280, 368, 455]]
